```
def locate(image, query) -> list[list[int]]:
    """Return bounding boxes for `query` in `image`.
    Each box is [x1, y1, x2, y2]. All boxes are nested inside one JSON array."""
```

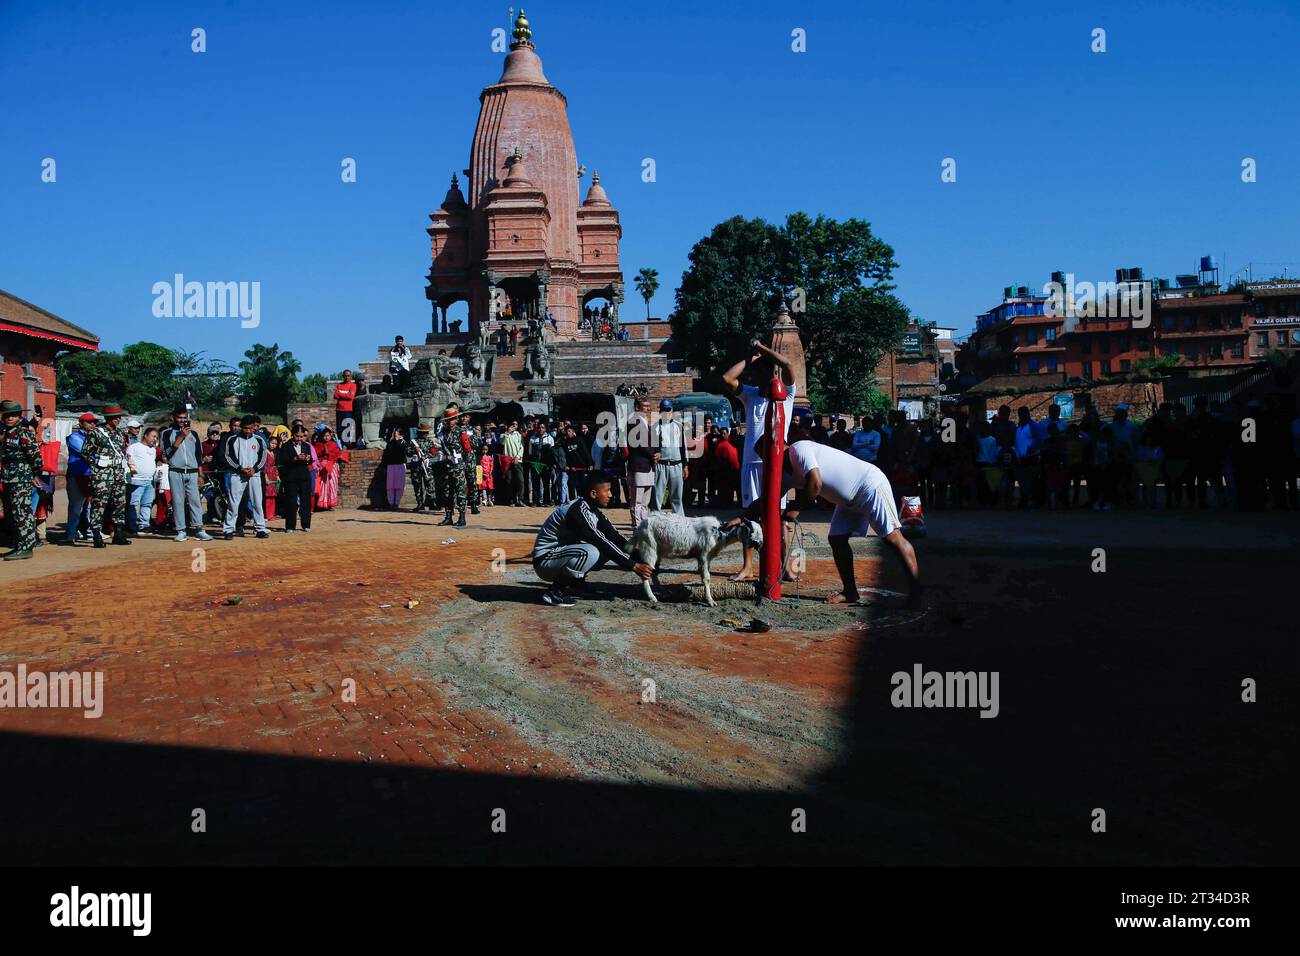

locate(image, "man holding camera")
[[159, 406, 214, 543]]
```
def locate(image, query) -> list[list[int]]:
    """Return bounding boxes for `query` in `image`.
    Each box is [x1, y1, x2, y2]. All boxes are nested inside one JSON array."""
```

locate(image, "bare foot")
[[825, 592, 858, 605], [731, 570, 756, 582]]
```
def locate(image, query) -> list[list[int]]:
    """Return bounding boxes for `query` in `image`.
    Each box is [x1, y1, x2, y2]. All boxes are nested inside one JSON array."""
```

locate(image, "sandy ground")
[[0, 502, 1294, 864]]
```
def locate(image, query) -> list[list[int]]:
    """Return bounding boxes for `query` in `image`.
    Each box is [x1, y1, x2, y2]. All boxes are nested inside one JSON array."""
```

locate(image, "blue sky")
[[2, 0, 1298, 375]]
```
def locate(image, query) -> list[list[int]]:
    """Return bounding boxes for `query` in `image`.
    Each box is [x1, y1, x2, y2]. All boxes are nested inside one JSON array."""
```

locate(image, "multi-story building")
[[874, 320, 944, 418], [1151, 290, 1251, 374], [1244, 279, 1300, 357]]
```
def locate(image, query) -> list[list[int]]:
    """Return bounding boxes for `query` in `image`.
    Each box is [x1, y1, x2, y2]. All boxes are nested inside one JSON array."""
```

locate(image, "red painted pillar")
[[760, 370, 787, 601]]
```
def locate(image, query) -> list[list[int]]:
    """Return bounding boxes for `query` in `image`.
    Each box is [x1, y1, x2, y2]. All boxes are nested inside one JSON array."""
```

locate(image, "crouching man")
[[781, 418, 923, 608], [533, 473, 653, 607]]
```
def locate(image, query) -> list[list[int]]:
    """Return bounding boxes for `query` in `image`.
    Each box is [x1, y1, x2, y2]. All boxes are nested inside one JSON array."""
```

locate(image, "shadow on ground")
[[2, 526, 1295, 865]]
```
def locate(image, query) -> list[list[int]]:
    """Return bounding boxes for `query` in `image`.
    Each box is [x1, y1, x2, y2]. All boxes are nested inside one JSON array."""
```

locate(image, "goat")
[[631, 513, 763, 607]]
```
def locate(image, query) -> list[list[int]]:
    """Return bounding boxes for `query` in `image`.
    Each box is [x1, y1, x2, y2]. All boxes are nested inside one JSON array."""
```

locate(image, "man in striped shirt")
[[532, 474, 653, 607]]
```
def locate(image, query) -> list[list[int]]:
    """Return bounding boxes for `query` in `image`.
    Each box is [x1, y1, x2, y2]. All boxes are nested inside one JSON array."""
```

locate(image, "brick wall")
[[286, 402, 337, 428], [338, 447, 416, 509], [973, 381, 1166, 421]]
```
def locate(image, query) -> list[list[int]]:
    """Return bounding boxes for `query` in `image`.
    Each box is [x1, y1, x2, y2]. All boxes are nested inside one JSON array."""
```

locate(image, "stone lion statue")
[[356, 355, 480, 447], [464, 343, 487, 381], [526, 342, 552, 380]]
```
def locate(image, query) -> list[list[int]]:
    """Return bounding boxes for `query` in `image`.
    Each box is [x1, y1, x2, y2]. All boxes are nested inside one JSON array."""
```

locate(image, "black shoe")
[[92, 530, 106, 549], [455, 512, 467, 528], [438, 513, 454, 526], [541, 588, 575, 607], [112, 532, 131, 546], [222, 532, 234, 541], [255, 530, 269, 539], [470, 506, 480, 515], [235, 528, 246, 537]]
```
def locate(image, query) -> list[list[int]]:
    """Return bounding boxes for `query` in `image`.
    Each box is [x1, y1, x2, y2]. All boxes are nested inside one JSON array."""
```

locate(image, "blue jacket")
[[66, 429, 92, 479]]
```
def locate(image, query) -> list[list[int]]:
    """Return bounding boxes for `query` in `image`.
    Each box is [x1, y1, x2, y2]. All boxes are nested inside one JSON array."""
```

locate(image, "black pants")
[[281, 475, 312, 530]]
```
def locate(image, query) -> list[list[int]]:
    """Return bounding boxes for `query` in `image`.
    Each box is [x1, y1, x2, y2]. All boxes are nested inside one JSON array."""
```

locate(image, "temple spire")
[[512, 8, 532, 44]]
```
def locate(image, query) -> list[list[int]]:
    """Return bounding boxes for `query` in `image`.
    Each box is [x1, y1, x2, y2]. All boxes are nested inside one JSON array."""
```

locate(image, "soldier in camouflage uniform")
[[437, 403, 469, 527], [403, 422, 439, 512], [1, 399, 43, 560], [83, 404, 132, 547], [457, 410, 482, 515]]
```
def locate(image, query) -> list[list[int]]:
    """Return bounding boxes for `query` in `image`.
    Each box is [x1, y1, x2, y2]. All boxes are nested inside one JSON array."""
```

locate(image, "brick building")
[[875, 320, 945, 418], [0, 288, 99, 413]]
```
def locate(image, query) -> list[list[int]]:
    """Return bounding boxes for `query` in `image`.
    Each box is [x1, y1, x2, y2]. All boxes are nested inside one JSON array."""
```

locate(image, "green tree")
[[633, 267, 660, 320], [670, 213, 910, 414], [670, 216, 785, 378], [296, 372, 330, 404], [238, 343, 303, 416], [56, 340, 180, 410], [172, 349, 241, 409]]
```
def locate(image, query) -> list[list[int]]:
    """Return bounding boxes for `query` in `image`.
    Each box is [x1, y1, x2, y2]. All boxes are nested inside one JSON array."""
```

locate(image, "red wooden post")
[[759, 369, 787, 601]]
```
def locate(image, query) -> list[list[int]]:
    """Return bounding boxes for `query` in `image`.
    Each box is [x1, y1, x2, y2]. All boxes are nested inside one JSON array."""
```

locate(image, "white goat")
[[631, 514, 763, 607]]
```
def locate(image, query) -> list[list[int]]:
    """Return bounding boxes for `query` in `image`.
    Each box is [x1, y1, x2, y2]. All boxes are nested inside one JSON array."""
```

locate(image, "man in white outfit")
[[721, 338, 796, 580], [781, 412, 922, 607]]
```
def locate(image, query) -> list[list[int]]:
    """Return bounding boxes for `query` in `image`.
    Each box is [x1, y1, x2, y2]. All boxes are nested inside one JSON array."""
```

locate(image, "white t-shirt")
[[126, 442, 157, 481], [785, 440, 873, 506], [740, 382, 796, 466]]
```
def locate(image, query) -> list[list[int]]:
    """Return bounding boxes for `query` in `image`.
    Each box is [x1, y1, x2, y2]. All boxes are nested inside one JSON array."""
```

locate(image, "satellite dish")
[[938, 383, 948, 393]]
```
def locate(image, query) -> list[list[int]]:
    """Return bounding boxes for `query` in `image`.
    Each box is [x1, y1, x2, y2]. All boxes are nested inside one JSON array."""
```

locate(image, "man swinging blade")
[[780, 410, 923, 609]]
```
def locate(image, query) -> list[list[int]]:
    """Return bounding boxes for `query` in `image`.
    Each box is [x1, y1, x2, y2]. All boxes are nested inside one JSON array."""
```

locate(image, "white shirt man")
[[739, 381, 796, 508], [785, 439, 901, 539]]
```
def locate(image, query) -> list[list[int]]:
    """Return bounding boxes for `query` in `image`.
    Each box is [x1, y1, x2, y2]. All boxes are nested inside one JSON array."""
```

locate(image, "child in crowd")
[[479, 449, 494, 506]]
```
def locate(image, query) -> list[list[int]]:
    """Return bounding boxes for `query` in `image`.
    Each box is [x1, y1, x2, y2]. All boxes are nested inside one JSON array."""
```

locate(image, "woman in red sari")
[[312, 428, 344, 510]]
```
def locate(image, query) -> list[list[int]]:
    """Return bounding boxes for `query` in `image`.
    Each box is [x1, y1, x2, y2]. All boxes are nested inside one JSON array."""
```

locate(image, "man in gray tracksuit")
[[221, 415, 269, 539], [158, 406, 213, 543], [532, 474, 652, 607]]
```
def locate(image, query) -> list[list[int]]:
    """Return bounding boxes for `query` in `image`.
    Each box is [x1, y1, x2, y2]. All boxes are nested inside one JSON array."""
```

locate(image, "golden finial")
[[450, 172, 459, 187], [513, 8, 532, 43], [592, 169, 600, 184], [512, 145, 523, 163]]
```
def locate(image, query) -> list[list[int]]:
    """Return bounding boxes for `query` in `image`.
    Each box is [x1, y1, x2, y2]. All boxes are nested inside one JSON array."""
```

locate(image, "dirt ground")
[[0, 502, 1294, 864]]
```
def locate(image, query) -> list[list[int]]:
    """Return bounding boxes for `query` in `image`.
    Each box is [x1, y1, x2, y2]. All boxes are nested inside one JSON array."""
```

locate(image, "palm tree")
[[634, 267, 660, 320]]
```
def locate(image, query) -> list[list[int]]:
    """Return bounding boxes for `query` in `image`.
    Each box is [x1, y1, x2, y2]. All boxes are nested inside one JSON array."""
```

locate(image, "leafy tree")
[[670, 216, 785, 378], [670, 213, 910, 414], [633, 267, 660, 320], [57, 341, 179, 410], [296, 372, 330, 404], [172, 349, 241, 409], [238, 343, 303, 416]]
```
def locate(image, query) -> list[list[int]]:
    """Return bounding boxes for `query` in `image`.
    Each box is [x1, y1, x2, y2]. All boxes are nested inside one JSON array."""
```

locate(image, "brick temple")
[[426, 9, 625, 341]]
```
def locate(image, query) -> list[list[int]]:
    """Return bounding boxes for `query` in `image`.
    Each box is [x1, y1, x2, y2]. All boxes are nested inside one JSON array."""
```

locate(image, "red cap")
[[78, 413, 98, 423]]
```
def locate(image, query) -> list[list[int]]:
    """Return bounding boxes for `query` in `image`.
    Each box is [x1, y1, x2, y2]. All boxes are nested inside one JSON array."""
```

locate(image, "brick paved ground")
[[0, 504, 1294, 864]]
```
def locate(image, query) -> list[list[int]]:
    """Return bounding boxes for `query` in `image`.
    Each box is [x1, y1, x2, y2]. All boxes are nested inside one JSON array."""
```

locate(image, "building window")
[[1231, 341, 1244, 358], [1120, 359, 1131, 371], [1182, 315, 1196, 331], [1118, 335, 1130, 352], [1292, 329, 1300, 346], [1098, 334, 1110, 352], [1209, 343, 1223, 359], [1100, 360, 1111, 376], [1026, 328, 1039, 345], [1028, 357, 1040, 372], [1045, 326, 1057, 341], [1207, 313, 1221, 329], [1047, 357, 1058, 372], [1278, 331, 1289, 346], [1184, 345, 1198, 360], [1012, 359, 1020, 373], [1162, 315, 1176, 331], [1257, 332, 1269, 348], [1082, 361, 1093, 378]]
